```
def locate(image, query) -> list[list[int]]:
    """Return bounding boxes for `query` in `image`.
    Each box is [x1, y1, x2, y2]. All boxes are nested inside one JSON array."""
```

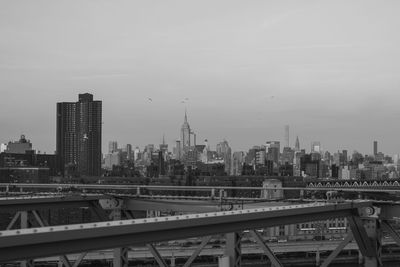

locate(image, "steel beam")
[[123, 198, 221, 213], [250, 230, 283, 267], [377, 203, 400, 220], [113, 247, 129, 267], [225, 232, 241, 267], [32, 210, 48, 227], [20, 211, 31, 267], [59, 255, 72, 267], [348, 215, 376, 258], [122, 210, 134, 219], [320, 232, 353, 267], [147, 244, 168, 267], [72, 252, 87, 267], [363, 219, 382, 267], [382, 220, 400, 247], [3, 182, 400, 193], [20, 260, 34, 267], [6, 212, 21, 230], [0, 202, 371, 262], [182, 236, 212, 267], [89, 202, 109, 221], [0, 195, 104, 212]]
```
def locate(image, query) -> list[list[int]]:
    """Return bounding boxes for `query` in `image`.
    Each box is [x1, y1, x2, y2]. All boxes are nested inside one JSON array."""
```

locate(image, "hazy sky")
[[1, 0, 400, 155]]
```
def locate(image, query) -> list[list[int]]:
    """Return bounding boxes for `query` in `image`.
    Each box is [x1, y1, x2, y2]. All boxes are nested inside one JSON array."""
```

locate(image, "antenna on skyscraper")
[[184, 108, 188, 122]]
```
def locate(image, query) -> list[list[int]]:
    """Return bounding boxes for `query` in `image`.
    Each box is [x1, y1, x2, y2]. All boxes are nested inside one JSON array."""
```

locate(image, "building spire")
[[184, 108, 188, 123], [162, 134, 165, 145], [295, 136, 300, 151]]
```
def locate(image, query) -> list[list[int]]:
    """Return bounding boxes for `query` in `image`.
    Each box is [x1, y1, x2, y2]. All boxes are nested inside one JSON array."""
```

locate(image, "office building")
[[282, 147, 295, 164], [174, 140, 181, 160], [373, 141, 378, 156], [232, 151, 245, 176], [104, 152, 121, 170], [126, 144, 133, 161], [284, 125, 289, 148], [5, 135, 34, 154], [109, 141, 118, 153], [0, 144, 6, 153], [56, 93, 102, 176], [266, 141, 280, 165], [216, 140, 232, 175], [311, 141, 321, 153]]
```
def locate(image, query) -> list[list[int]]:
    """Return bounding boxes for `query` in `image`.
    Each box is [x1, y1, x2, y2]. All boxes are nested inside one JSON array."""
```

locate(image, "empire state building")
[[180, 111, 191, 151]]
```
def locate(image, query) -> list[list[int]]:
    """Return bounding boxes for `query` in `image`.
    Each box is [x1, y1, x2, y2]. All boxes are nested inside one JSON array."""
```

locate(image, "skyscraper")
[[232, 151, 245, 175], [126, 144, 133, 161], [109, 141, 118, 153], [180, 110, 191, 150], [373, 141, 378, 156], [216, 140, 232, 175], [284, 125, 289, 148], [295, 136, 300, 151], [159, 135, 168, 153], [265, 141, 280, 164], [57, 93, 102, 176], [311, 141, 321, 153]]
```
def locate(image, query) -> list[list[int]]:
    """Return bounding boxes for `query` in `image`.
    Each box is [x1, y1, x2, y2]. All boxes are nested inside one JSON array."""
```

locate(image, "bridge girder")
[[0, 201, 371, 262]]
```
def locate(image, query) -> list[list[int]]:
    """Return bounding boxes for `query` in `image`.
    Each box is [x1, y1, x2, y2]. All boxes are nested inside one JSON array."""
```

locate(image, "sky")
[[1, 0, 400, 155]]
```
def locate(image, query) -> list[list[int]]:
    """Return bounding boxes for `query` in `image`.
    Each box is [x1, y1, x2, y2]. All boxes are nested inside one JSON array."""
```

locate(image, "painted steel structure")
[[306, 179, 400, 188], [0, 194, 104, 212], [1, 184, 400, 266], [2, 182, 400, 194], [0, 201, 373, 262]]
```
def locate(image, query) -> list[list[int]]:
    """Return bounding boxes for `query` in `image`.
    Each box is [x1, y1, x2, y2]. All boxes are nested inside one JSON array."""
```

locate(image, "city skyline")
[[0, 104, 393, 158], [1, 1, 400, 155]]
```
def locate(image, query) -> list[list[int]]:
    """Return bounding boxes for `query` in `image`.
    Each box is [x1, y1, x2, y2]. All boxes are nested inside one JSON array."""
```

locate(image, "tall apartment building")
[[56, 93, 102, 176]]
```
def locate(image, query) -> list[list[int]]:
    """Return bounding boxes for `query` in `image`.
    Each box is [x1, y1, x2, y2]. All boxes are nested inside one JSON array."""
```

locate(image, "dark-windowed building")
[[57, 93, 102, 177]]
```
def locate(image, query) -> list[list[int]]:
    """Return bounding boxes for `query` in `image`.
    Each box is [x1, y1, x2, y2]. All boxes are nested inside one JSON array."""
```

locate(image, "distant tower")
[[160, 134, 168, 153], [180, 110, 191, 151], [284, 125, 289, 147], [175, 140, 181, 160], [108, 141, 118, 153], [126, 144, 132, 161], [373, 141, 378, 156], [295, 136, 300, 151], [311, 141, 321, 153]]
